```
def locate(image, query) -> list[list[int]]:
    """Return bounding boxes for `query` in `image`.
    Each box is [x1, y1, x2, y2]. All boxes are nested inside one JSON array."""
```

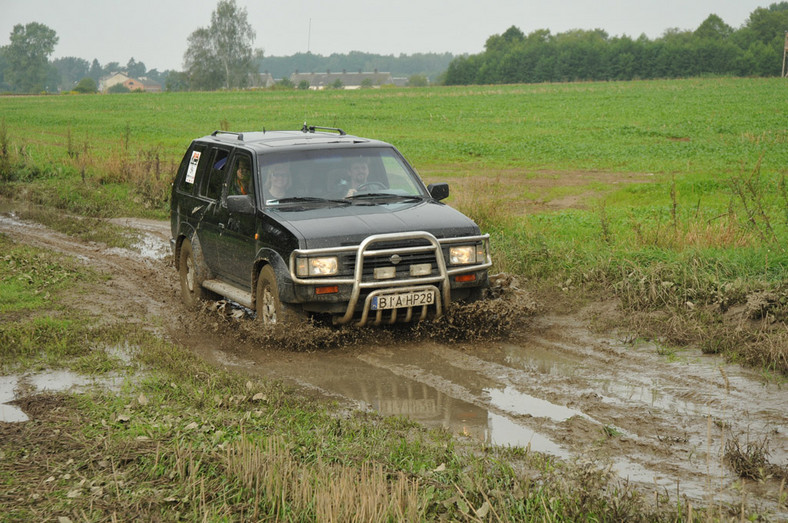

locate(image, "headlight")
[[449, 245, 477, 265], [296, 256, 338, 277]]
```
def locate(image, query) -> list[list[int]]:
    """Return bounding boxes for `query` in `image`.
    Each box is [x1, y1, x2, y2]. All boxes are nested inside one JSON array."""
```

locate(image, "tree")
[[165, 71, 190, 92], [694, 14, 733, 41], [52, 56, 89, 91], [408, 74, 428, 87], [73, 77, 97, 93], [183, 0, 260, 90], [126, 57, 146, 78], [1, 22, 58, 93], [184, 27, 224, 90], [88, 59, 103, 83]]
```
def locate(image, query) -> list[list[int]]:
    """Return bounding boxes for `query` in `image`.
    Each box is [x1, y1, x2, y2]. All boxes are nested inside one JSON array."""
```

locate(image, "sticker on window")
[[185, 151, 201, 184]]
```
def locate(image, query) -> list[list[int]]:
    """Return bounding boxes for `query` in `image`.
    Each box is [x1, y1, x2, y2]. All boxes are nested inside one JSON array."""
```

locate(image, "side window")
[[228, 152, 254, 197], [176, 144, 206, 195], [203, 148, 230, 201]]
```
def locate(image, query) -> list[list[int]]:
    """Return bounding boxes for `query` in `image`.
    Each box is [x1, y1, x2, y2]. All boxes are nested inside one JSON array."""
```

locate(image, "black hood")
[[268, 200, 480, 249]]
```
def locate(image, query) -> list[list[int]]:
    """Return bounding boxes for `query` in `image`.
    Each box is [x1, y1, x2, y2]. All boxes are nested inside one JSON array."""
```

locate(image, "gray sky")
[[0, 0, 774, 72]]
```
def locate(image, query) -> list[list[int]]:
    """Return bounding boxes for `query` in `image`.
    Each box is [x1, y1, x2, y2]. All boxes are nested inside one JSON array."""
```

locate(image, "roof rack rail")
[[301, 123, 346, 136], [211, 130, 244, 141]]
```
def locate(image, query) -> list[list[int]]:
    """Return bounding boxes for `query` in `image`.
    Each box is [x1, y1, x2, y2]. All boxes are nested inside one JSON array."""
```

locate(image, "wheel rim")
[[260, 287, 277, 324], [185, 255, 195, 293]]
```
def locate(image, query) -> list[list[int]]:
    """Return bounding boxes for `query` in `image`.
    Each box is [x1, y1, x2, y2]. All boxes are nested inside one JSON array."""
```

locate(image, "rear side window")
[[200, 148, 231, 201], [176, 144, 206, 195]]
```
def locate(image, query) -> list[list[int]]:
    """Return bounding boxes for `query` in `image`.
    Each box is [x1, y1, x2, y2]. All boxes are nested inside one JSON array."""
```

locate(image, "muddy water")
[[201, 316, 787, 513]]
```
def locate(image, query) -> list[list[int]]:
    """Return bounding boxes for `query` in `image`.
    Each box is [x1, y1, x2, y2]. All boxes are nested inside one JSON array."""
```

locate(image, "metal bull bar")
[[288, 231, 491, 326]]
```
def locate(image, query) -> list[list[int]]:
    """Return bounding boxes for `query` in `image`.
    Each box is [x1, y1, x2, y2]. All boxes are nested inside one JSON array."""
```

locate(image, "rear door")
[[195, 146, 232, 273]]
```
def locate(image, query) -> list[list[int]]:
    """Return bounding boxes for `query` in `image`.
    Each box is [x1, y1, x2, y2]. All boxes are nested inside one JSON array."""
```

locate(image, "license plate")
[[371, 290, 435, 310]]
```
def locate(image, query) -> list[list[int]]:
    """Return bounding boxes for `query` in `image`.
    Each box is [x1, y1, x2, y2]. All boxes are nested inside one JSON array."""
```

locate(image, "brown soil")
[[1, 208, 786, 517]]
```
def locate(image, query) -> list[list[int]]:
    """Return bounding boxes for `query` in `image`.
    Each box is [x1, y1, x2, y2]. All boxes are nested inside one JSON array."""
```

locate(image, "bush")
[[73, 77, 97, 94], [107, 83, 131, 94]]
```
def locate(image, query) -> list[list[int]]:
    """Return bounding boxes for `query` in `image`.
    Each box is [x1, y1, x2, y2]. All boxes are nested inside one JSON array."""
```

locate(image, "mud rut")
[[1, 211, 786, 515]]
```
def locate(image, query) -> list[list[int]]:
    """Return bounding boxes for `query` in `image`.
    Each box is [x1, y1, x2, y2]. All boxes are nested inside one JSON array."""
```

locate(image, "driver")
[[344, 158, 369, 197]]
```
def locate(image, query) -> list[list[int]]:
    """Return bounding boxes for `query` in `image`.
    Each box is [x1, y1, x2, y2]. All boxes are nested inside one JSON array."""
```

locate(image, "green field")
[[1, 77, 785, 175], [1, 77, 787, 372]]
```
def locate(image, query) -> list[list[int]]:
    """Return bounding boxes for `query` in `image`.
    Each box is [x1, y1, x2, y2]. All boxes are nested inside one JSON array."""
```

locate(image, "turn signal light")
[[315, 285, 339, 295], [455, 274, 476, 283]]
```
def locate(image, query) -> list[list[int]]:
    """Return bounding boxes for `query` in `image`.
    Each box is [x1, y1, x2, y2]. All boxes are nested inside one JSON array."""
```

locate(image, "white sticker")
[[185, 150, 201, 184]]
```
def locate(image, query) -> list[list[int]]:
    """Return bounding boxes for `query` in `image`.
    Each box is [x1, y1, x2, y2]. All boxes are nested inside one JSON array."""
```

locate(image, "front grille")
[[341, 239, 438, 278]]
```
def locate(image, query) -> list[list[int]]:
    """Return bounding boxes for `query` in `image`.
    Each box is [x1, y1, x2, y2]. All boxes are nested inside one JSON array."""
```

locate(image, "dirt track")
[[1, 209, 786, 516]]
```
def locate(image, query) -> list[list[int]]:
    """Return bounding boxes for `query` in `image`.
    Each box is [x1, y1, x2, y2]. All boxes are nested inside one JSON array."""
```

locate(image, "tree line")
[[445, 3, 788, 85], [2, 1, 787, 93]]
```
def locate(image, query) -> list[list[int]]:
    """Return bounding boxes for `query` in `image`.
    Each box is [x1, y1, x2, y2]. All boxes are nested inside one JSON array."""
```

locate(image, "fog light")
[[374, 267, 396, 280], [410, 263, 432, 276]]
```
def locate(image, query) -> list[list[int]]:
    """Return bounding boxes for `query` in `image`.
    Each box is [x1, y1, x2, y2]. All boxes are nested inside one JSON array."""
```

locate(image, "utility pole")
[[783, 32, 788, 77]]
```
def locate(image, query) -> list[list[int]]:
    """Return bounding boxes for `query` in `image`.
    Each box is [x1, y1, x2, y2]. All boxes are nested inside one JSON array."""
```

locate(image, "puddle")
[[485, 385, 584, 423], [0, 369, 134, 423], [487, 412, 567, 455], [0, 376, 28, 423], [105, 341, 138, 363], [131, 232, 170, 260]]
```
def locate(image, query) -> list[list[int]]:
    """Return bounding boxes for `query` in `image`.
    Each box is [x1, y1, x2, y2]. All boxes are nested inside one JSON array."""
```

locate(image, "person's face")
[[270, 164, 290, 188], [236, 166, 248, 181], [350, 161, 369, 186]]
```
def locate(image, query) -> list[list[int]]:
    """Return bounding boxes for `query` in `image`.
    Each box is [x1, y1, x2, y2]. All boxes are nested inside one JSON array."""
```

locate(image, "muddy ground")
[[1, 208, 786, 517]]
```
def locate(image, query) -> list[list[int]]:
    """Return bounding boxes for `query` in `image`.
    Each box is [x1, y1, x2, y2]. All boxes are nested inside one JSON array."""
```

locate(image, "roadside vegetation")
[[1, 78, 787, 519]]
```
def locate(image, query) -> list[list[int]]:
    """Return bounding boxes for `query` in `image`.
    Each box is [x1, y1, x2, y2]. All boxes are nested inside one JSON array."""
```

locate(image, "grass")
[[0, 235, 699, 521]]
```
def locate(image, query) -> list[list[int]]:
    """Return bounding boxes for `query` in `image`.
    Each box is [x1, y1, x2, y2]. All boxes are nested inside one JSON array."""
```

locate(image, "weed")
[[724, 434, 788, 482]]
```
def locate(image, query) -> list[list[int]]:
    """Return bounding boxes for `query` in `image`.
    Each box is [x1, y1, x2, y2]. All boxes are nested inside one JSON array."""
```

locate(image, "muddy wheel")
[[179, 238, 207, 309], [256, 265, 305, 326]]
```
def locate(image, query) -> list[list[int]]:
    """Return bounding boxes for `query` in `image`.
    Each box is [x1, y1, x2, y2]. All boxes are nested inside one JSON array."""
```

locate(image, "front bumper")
[[288, 231, 491, 326]]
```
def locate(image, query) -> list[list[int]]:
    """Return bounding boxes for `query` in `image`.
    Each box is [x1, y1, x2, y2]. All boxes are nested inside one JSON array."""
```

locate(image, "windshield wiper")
[[269, 196, 350, 206], [347, 193, 422, 202]]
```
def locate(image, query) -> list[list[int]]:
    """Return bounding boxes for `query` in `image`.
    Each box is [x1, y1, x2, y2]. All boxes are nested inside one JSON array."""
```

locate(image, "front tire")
[[256, 265, 306, 326], [179, 238, 207, 309]]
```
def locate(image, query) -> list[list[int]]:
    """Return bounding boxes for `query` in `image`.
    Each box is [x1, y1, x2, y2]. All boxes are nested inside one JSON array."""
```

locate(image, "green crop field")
[[1, 77, 785, 176]]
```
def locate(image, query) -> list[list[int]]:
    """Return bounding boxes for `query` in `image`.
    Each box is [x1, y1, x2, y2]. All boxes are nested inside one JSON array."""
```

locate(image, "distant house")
[[138, 77, 162, 93], [289, 70, 394, 90], [98, 72, 161, 93], [249, 72, 276, 88]]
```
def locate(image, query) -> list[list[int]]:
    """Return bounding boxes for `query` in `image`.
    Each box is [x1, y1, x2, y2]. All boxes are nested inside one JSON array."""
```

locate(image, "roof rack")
[[211, 130, 244, 141], [301, 123, 346, 136]]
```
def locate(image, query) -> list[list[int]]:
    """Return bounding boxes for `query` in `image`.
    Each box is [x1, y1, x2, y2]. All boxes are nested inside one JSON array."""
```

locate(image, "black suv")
[[170, 125, 490, 326]]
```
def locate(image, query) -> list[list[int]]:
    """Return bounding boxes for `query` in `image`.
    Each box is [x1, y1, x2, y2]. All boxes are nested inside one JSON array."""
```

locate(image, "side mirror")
[[427, 182, 449, 201], [227, 194, 255, 215]]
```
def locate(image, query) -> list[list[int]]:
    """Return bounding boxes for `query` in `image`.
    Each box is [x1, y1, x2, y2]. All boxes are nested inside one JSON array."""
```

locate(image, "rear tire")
[[179, 238, 207, 309]]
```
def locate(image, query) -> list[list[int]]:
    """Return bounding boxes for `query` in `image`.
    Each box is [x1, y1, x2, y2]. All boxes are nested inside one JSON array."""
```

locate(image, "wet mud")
[[1, 207, 786, 516]]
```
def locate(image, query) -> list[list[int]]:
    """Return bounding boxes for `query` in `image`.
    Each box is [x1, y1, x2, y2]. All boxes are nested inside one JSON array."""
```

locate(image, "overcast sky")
[[0, 0, 774, 72]]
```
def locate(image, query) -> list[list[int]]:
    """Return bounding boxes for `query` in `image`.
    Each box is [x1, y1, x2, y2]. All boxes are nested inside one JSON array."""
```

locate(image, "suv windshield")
[[259, 147, 426, 205]]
